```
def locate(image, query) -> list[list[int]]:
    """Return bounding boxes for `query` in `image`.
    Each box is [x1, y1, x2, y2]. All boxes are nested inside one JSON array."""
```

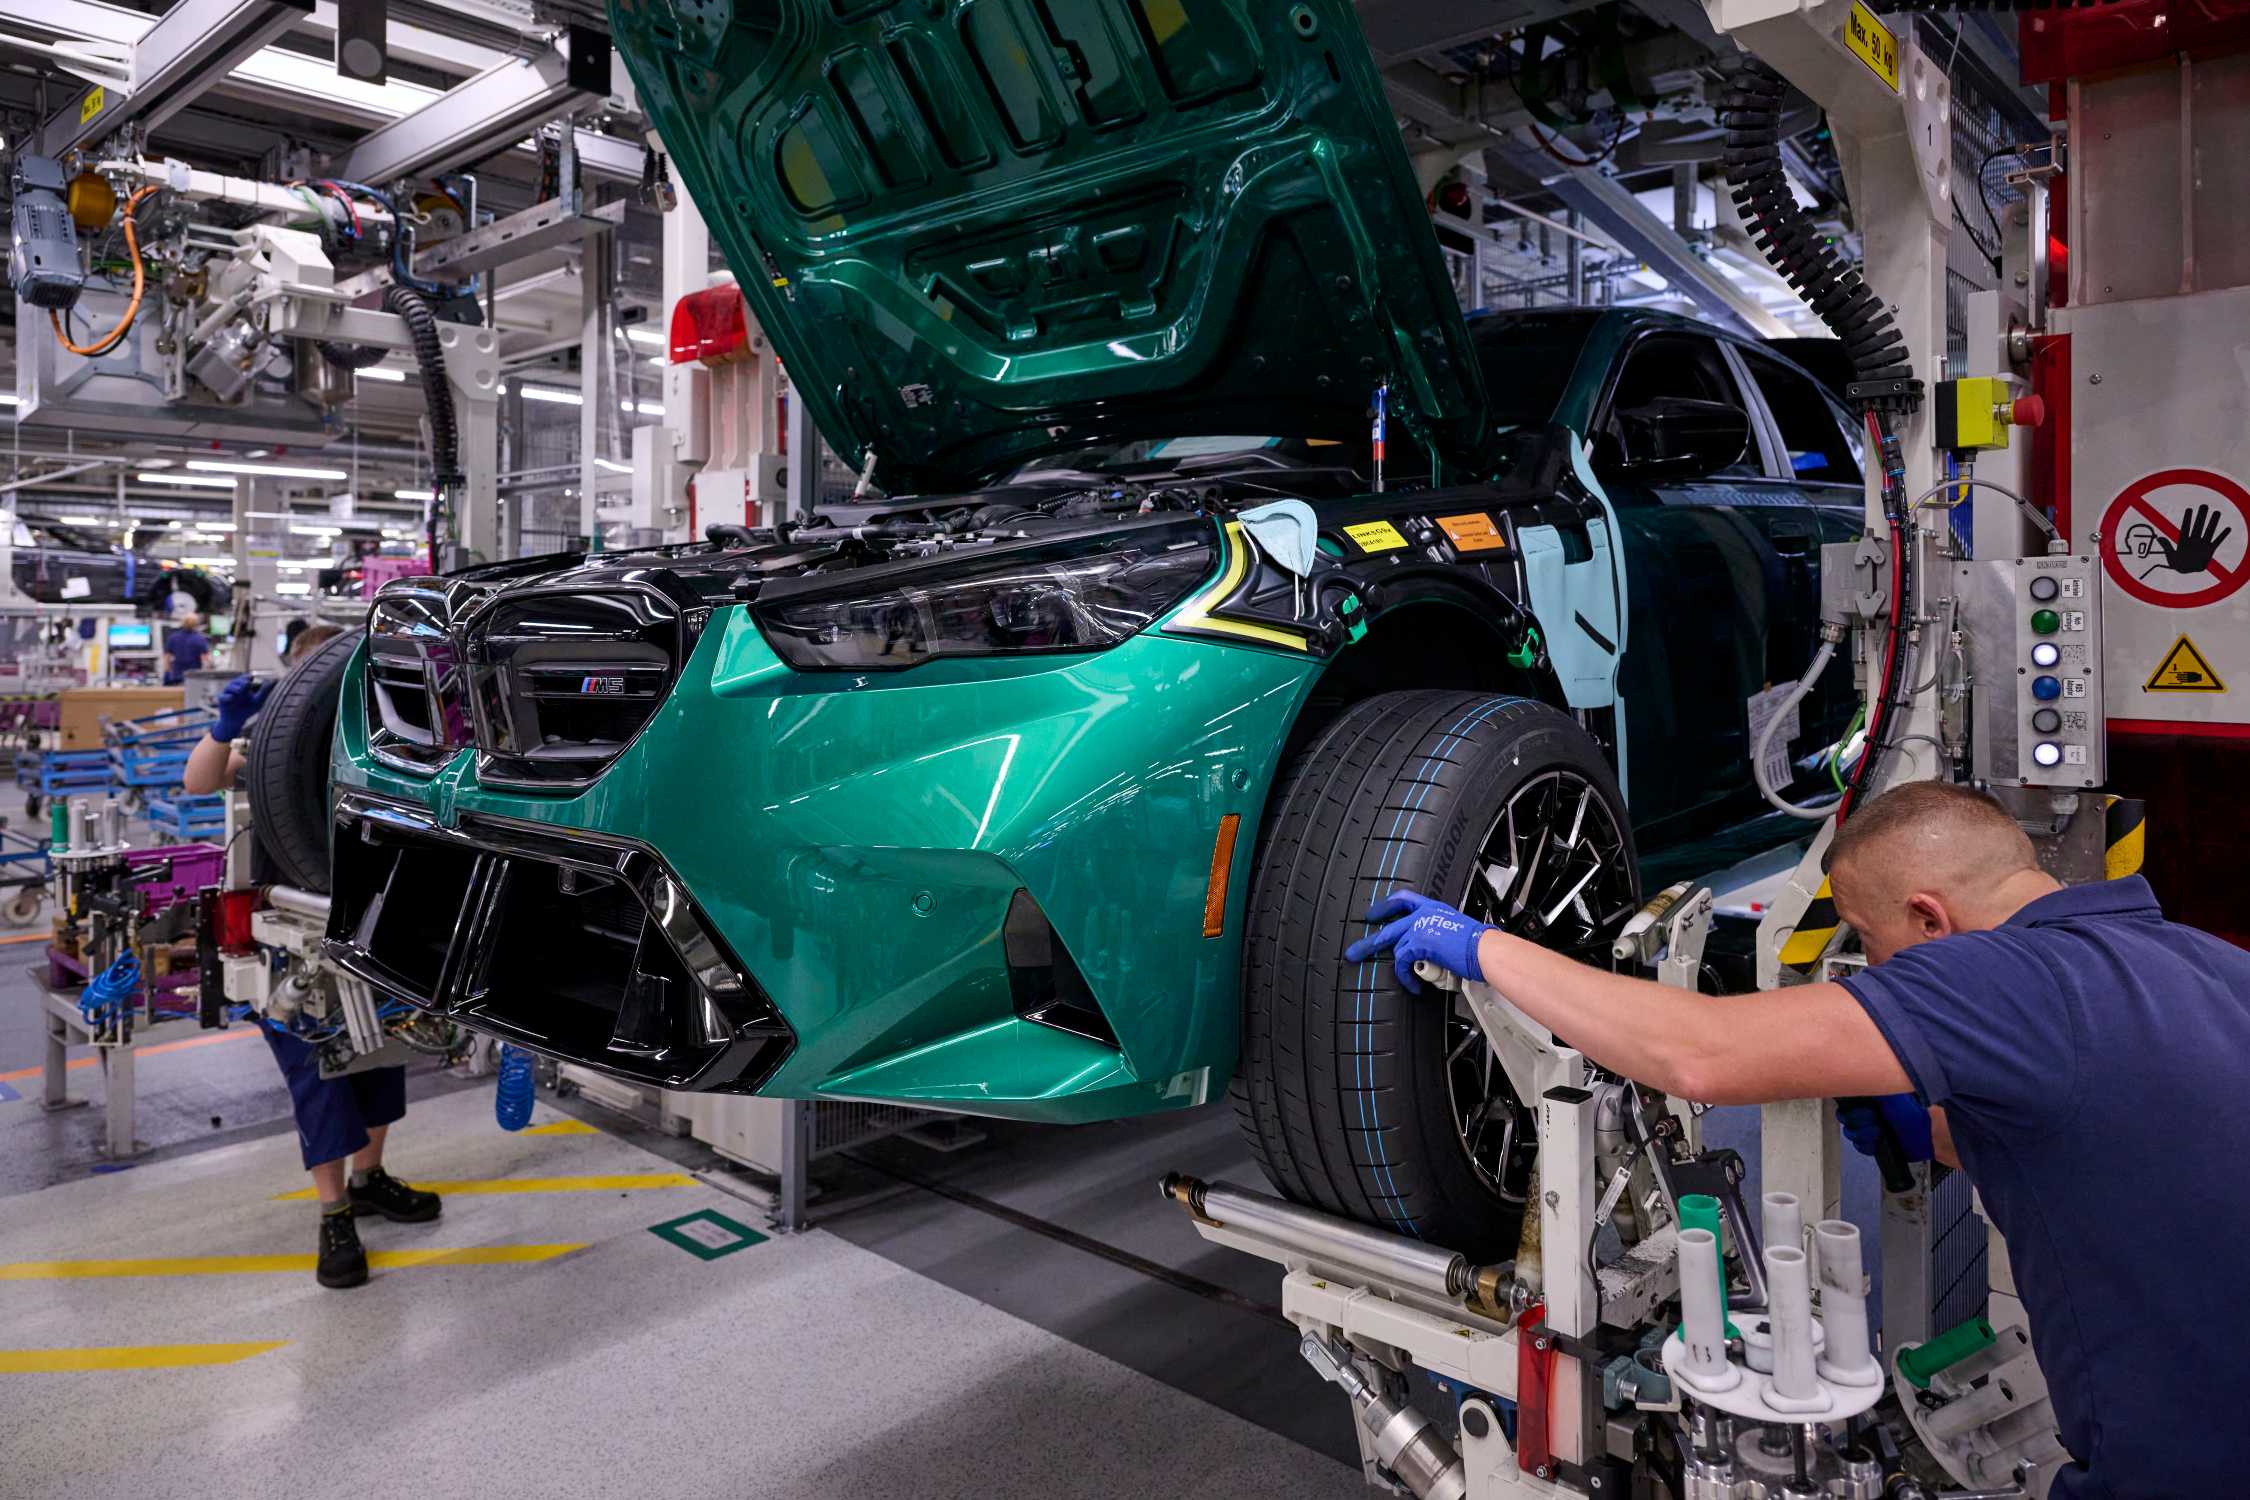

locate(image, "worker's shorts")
[[260, 1026, 407, 1171]]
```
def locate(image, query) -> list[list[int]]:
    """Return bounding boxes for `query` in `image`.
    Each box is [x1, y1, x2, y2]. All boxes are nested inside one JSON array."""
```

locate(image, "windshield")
[[1468, 310, 1601, 429]]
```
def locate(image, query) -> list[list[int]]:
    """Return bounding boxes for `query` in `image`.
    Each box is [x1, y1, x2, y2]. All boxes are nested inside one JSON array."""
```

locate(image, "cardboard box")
[[58, 686, 184, 750]]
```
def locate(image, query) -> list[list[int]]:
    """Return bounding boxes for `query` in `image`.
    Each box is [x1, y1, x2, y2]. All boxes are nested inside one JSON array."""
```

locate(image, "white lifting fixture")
[[1167, 0, 2250, 1489]]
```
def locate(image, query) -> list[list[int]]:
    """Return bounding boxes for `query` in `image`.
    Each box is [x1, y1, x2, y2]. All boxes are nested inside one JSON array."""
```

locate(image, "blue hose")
[[79, 951, 142, 1027], [495, 1044, 536, 1131]]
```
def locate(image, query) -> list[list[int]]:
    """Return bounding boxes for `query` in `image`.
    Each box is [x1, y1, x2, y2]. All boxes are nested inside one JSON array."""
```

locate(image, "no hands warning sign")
[[2099, 468, 2250, 609]]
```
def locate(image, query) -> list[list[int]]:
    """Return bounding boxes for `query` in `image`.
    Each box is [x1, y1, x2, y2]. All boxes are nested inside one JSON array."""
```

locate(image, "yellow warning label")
[[1437, 513, 1508, 553], [1844, 1, 1899, 92], [2145, 635, 2225, 693], [79, 86, 105, 125], [1344, 520, 1408, 554]]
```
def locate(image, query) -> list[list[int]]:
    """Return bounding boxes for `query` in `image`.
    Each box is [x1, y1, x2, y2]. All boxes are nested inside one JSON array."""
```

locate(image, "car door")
[[1593, 328, 1810, 847], [1727, 346, 1869, 756]]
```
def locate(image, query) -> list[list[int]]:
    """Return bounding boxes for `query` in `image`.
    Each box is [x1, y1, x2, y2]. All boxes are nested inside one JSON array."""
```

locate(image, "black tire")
[[246, 628, 363, 893], [1233, 691, 1639, 1257]]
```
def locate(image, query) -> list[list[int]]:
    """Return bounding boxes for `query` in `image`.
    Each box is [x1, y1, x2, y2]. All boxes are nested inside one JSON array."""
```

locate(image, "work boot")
[[349, 1166, 443, 1223], [316, 1206, 369, 1290]]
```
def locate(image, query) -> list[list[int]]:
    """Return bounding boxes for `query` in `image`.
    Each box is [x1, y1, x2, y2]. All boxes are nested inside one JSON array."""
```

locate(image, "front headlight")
[[755, 523, 1216, 671]]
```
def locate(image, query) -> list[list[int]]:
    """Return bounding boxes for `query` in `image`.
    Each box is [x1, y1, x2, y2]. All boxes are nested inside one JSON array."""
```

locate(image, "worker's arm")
[[182, 675, 268, 795], [1472, 930, 1912, 1104], [1345, 891, 1912, 1105], [181, 738, 244, 795]]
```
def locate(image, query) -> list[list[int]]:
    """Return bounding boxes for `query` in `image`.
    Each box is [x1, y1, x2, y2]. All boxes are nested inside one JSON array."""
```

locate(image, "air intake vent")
[[365, 581, 474, 774], [466, 589, 689, 789]]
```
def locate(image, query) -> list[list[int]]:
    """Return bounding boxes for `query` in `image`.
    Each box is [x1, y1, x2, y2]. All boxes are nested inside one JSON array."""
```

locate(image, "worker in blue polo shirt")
[[1348, 780, 2249, 1499]]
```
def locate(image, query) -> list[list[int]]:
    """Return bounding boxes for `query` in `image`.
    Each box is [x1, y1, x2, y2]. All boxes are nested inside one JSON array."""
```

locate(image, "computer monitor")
[[106, 622, 153, 650]]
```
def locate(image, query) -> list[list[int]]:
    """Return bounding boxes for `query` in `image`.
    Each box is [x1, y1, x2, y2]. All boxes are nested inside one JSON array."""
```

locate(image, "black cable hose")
[[384, 284, 459, 485], [315, 340, 387, 371], [1718, 62, 1916, 404]]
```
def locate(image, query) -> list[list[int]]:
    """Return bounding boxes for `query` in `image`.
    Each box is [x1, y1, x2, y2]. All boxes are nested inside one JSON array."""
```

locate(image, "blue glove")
[[1342, 890, 1493, 994], [1838, 1093, 1934, 1163], [210, 674, 271, 742]]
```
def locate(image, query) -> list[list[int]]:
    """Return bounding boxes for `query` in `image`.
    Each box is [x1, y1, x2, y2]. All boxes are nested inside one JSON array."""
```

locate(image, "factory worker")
[[1347, 780, 2250, 1499], [184, 622, 442, 1289]]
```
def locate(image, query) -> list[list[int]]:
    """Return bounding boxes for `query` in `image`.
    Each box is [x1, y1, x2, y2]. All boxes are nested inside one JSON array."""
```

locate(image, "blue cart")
[[18, 748, 112, 818], [144, 792, 226, 842], [105, 707, 216, 807]]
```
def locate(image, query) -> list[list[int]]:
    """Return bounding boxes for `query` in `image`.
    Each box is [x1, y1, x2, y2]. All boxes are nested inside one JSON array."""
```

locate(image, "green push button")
[[2029, 608, 2061, 635]]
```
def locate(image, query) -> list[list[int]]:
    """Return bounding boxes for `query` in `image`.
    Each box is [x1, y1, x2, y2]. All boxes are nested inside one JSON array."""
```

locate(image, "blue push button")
[[2032, 675, 2063, 701]]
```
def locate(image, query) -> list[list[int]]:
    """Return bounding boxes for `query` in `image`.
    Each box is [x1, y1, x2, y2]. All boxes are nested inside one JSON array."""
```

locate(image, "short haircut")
[[1827, 781, 2038, 902], [286, 623, 346, 665]]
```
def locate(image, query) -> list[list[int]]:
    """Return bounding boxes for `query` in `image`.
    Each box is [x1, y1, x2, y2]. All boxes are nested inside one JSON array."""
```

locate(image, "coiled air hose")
[[385, 284, 461, 569], [495, 1044, 536, 1131], [79, 950, 143, 1028]]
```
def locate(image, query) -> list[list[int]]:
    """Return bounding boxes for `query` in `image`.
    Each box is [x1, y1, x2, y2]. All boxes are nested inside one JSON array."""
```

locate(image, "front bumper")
[[327, 608, 1321, 1121], [324, 792, 795, 1092]]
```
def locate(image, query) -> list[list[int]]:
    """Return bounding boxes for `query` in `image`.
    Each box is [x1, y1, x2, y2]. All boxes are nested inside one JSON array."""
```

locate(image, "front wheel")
[[1232, 691, 1638, 1257]]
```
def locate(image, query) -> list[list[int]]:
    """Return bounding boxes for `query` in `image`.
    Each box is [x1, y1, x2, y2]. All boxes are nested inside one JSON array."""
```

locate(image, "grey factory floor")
[[0, 839, 1905, 1500]]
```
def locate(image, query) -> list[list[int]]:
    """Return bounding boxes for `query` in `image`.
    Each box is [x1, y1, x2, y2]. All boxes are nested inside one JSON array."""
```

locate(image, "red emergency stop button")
[[2010, 394, 2047, 429]]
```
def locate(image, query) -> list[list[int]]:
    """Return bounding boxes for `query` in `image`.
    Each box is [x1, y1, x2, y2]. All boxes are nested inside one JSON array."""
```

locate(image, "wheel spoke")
[[1448, 765, 1636, 1202]]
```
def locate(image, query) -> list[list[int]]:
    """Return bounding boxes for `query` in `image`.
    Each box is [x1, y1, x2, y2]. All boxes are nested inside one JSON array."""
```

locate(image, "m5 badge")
[[580, 675, 627, 696]]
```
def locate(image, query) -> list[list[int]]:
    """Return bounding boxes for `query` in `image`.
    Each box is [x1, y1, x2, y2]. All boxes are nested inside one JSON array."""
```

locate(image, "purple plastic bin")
[[124, 843, 226, 917]]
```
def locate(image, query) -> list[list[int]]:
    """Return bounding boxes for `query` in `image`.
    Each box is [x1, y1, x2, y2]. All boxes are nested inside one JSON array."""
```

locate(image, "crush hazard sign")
[[2098, 468, 2250, 609]]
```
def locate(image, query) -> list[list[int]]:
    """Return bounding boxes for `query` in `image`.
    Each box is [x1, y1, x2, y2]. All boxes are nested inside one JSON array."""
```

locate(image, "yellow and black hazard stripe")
[[2103, 795, 2146, 881], [1778, 877, 1842, 972]]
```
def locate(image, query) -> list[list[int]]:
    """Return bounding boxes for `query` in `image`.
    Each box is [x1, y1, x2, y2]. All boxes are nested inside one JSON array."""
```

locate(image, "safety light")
[[2029, 608, 2060, 635], [2030, 641, 2061, 669], [669, 285, 750, 366], [2031, 675, 2062, 701], [2032, 742, 2063, 769]]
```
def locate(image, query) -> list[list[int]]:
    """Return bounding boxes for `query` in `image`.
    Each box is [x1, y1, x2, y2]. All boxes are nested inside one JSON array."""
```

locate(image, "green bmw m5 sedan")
[[265, 0, 1868, 1253]]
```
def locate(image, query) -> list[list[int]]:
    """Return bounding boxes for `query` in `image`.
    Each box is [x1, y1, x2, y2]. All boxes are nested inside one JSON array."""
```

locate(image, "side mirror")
[[1608, 397, 1752, 480]]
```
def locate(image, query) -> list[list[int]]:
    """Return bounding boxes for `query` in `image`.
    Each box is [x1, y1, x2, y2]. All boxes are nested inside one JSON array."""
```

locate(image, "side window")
[[1744, 356, 1863, 485], [1600, 334, 1759, 478]]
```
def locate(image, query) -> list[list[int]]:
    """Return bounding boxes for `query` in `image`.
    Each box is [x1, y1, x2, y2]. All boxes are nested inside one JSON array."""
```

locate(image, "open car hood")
[[610, 0, 1488, 492]]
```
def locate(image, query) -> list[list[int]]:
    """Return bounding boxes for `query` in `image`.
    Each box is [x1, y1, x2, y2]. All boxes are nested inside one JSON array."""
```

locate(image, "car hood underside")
[[608, 0, 1489, 492]]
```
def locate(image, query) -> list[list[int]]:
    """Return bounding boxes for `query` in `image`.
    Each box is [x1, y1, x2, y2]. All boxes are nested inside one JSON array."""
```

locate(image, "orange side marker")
[[1203, 814, 1242, 939]]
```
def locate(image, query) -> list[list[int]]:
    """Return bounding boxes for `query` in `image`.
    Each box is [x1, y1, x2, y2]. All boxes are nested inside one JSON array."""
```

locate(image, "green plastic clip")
[[1676, 1193, 1738, 1338], [1897, 1316, 1998, 1391], [1507, 625, 1543, 671]]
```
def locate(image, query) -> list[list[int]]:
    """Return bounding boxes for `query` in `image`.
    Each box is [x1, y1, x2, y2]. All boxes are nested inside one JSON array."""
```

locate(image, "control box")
[[1961, 554, 2105, 789]]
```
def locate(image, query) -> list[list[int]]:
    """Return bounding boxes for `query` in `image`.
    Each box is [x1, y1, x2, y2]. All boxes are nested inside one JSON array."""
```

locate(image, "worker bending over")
[[185, 625, 441, 1290], [1348, 781, 2249, 1499]]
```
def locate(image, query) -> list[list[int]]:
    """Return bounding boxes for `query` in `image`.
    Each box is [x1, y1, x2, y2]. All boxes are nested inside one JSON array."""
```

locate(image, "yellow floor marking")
[[0, 1244, 585, 1279], [0, 1341, 287, 1373], [523, 1119, 599, 1136], [273, 1172, 693, 1201]]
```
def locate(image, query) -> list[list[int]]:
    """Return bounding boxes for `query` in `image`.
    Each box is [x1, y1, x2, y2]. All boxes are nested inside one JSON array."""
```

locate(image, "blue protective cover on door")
[[1515, 431, 1631, 795]]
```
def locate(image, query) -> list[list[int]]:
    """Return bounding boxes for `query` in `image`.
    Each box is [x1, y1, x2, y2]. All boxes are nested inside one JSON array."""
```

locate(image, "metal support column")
[[578, 226, 614, 545], [786, 383, 820, 520], [775, 1098, 813, 1232], [1674, 163, 1697, 237], [1566, 211, 1585, 305], [441, 328, 502, 562]]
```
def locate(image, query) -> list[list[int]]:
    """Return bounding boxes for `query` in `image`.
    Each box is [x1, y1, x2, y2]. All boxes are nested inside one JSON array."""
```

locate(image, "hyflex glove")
[[210, 674, 272, 743], [1838, 1093, 1935, 1164], [1342, 890, 1493, 995]]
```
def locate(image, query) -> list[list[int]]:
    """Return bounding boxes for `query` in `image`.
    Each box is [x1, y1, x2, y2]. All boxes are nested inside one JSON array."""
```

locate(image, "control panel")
[[1962, 554, 2105, 789]]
